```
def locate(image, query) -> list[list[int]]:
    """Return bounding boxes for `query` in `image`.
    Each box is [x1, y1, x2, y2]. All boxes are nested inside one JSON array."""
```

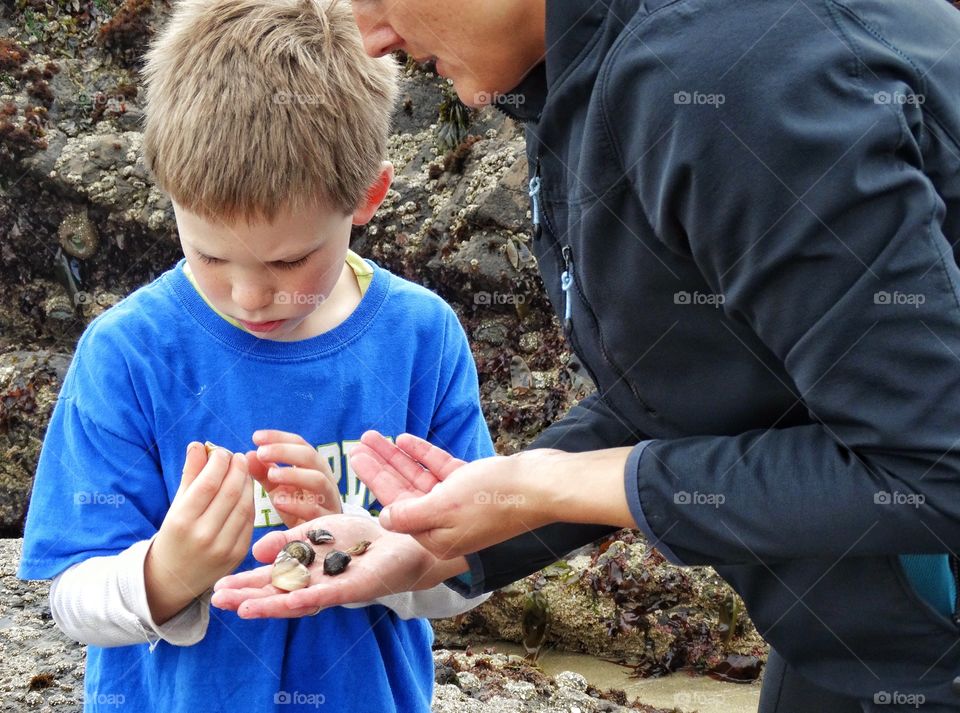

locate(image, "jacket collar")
[[496, 0, 614, 123]]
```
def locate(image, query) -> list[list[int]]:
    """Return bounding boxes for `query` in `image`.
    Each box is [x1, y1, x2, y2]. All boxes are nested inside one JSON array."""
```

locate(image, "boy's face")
[[349, 0, 546, 107], [173, 199, 355, 341]]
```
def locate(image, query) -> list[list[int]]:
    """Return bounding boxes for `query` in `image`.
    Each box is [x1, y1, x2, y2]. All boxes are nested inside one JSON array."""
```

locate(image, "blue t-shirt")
[[18, 259, 495, 713]]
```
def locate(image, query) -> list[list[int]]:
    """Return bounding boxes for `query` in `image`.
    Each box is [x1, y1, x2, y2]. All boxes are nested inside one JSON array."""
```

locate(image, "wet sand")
[[492, 642, 762, 713]]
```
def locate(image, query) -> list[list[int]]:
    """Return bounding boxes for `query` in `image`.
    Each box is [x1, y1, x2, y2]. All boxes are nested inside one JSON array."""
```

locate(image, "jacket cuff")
[[624, 440, 686, 566], [442, 552, 487, 598]]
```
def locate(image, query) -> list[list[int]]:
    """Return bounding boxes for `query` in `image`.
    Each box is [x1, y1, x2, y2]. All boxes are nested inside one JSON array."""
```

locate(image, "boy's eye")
[[197, 253, 222, 265], [274, 255, 311, 270]]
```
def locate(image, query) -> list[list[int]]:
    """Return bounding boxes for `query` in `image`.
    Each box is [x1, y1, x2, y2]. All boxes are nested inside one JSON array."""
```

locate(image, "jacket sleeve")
[[449, 392, 647, 596], [604, 1, 960, 566]]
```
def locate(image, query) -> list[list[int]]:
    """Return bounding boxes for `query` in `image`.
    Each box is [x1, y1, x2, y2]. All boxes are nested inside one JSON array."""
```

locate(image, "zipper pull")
[[528, 157, 542, 240], [561, 245, 574, 333]]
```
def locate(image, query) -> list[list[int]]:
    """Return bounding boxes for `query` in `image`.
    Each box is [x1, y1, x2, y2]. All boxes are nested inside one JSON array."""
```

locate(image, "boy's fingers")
[[178, 447, 231, 519], [395, 433, 467, 480], [245, 450, 271, 487], [268, 466, 337, 501], [178, 442, 208, 492], [214, 564, 273, 591], [253, 430, 310, 447], [198, 453, 250, 524], [249, 528, 308, 564], [257, 443, 331, 475]]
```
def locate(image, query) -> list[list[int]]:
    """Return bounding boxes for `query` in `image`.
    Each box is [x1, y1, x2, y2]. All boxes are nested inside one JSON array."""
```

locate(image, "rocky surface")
[[434, 533, 765, 681]]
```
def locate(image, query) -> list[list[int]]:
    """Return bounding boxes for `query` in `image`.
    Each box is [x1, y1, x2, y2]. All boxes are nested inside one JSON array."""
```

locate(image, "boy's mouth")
[[239, 319, 286, 333]]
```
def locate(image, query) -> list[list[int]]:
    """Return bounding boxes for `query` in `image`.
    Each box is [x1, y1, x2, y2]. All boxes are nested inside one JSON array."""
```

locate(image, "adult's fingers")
[[395, 433, 468, 480], [358, 431, 439, 486], [350, 449, 421, 505]]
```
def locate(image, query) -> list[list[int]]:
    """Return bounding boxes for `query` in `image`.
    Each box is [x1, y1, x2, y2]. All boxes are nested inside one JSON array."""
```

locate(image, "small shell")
[[323, 550, 351, 576], [281, 540, 316, 567], [43, 293, 75, 321], [345, 540, 371, 556], [271, 557, 310, 591], [506, 238, 520, 270], [306, 529, 335, 545], [203, 441, 232, 456]]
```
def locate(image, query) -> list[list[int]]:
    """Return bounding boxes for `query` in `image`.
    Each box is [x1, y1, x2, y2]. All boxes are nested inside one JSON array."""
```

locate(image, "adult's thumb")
[[379, 497, 438, 534]]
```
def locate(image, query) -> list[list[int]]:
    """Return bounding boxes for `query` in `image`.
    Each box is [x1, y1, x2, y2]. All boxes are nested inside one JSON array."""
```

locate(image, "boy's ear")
[[352, 161, 394, 226]]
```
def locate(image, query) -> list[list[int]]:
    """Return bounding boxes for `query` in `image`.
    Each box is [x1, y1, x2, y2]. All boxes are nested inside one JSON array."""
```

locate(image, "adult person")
[[214, 0, 960, 710]]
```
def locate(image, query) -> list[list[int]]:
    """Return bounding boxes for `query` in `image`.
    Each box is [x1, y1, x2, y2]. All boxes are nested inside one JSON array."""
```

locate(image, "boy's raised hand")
[[145, 442, 255, 625], [210, 513, 465, 619], [247, 429, 342, 528]]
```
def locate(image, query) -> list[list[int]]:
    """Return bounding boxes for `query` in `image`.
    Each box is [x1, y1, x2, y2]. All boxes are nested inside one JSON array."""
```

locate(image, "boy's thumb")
[[179, 441, 208, 490]]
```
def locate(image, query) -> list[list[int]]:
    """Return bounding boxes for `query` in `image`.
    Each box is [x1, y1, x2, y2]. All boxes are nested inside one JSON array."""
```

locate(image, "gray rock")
[[0, 351, 71, 535]]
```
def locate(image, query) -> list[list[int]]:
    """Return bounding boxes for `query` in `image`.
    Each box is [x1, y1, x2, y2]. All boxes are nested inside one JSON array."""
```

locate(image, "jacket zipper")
[[561, 245, 574, 334], [529, 156, 573, 332], [529, 157, 543, 241], [951, 554, 960, 626]]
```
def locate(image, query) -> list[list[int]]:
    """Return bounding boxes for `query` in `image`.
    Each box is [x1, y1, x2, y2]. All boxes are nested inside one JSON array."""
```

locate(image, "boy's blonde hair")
[[141, 0, 397, 223]]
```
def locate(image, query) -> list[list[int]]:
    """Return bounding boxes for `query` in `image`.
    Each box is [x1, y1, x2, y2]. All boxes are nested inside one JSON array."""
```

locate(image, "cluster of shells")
[[271, 531, 372, 591]]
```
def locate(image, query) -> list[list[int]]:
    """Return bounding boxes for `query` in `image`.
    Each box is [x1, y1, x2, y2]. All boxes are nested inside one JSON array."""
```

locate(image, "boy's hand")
[[145, 442, 254, 625], [247, 429, 342, 528], [210, 514, 467, 619]]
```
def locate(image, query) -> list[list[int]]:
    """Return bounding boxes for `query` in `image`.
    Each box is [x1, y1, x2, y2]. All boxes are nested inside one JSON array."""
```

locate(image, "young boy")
[[17, 0, 493, 710]]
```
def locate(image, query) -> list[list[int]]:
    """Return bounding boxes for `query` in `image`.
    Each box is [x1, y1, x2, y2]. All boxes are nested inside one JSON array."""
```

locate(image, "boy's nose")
[[231, 284, 274, 315], [350, 6, 403, 58]]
